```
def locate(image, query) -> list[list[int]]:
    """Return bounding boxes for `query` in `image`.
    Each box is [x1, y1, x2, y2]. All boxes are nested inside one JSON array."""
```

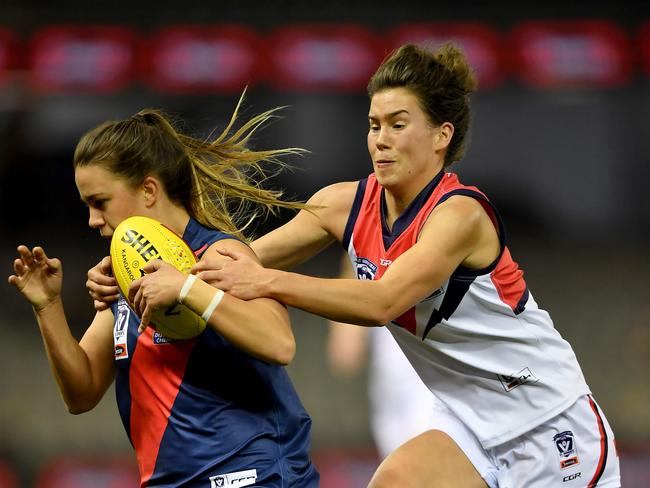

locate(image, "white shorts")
[[430, 394, 621, 488]]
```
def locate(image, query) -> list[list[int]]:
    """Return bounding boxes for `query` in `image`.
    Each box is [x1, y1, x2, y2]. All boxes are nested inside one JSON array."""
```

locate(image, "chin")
[[374, 172, 398, 189]]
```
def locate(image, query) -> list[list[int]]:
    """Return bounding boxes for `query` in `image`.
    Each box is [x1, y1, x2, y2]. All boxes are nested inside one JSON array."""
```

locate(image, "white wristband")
[[178, 274, 197, 304], [202, 289, 225, 322]]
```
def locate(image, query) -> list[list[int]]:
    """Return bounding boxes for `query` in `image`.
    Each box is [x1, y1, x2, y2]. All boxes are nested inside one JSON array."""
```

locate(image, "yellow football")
[[110, 215, 206, 340]]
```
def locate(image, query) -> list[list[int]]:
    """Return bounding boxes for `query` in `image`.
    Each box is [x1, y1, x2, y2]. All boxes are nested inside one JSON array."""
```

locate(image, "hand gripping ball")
[[110, 215, 206, 340]]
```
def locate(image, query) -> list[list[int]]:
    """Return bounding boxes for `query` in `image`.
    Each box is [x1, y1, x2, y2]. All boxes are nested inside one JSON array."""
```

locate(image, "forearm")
[[264, 270, 395, 327], [33, 299, 105, 413], [183, 278, 295, 365]]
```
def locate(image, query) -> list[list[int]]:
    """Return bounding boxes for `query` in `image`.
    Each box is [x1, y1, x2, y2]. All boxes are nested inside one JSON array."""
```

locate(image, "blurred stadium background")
[[1, 1, 649, 486]]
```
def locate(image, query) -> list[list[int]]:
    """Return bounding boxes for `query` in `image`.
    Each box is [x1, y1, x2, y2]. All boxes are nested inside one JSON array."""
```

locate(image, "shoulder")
[[423, 194, 486, 242], [307, 181, 359, 208], [203, 238, 258, 262]]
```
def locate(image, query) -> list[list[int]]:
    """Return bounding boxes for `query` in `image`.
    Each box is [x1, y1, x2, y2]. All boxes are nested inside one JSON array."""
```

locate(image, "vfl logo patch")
[[209, 469, 257, 487], [114, 298, 130, 360], [498, 367, 539, 392], [355, 257, 378, 280], [554, 431, 580, 469]]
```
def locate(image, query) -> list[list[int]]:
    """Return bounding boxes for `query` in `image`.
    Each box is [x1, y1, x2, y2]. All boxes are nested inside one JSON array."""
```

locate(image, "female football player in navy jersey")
[[8, 98, 319, 487], [86, 44, 621, 487]]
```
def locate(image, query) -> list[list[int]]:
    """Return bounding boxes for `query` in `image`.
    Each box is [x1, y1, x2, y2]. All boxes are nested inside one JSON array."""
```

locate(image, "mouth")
[[375, 159, 395, 167]]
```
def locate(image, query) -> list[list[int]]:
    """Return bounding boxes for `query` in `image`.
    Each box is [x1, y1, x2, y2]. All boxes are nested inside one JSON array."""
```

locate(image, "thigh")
[[367, 429, 489, 488]]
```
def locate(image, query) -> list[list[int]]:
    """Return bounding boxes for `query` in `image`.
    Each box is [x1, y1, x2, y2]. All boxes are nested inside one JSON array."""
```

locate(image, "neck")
[[382, 167, 443, 226], [150, 203, 191, 237]]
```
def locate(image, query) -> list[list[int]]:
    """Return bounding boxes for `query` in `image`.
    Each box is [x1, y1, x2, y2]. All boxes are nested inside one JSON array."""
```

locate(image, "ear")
[[434, 122, 455, 152], [141, 176, 162, 209]]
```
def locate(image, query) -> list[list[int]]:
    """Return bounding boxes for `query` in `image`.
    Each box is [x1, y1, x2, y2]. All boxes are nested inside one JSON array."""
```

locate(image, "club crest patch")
[[355, 257, 378, 280], [554, 430, 580, 469], [114, 297, 130, 360]]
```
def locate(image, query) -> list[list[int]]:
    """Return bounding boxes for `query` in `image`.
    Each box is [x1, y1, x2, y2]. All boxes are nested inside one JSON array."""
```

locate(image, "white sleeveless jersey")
[[342, 171, 591, 449]]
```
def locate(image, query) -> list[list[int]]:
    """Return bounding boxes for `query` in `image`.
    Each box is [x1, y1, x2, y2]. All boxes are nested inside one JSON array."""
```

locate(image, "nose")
[[88, 208, 104, 229], [375, 127, 390, 150]]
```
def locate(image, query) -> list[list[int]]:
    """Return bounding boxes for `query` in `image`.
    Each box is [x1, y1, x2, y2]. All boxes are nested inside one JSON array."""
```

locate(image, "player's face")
[[368, 87, 443, 198], [75, 164, 148, 238]]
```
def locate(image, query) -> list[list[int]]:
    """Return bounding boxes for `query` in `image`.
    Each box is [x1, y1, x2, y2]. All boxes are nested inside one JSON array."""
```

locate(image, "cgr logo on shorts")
[[209, 469, 257, 487], [563, 472, 582, 482], [554, 430, 580, 469]]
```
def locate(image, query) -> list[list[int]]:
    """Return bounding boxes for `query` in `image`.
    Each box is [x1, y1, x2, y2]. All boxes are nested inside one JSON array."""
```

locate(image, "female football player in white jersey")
[[88, 43, 621, 487]]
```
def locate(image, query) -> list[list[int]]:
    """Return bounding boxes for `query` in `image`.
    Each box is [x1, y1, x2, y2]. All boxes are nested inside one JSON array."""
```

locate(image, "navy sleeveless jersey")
[[110, 217, 319, 487]]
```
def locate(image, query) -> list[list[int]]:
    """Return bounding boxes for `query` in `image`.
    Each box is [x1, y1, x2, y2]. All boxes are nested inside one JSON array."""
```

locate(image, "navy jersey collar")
[[380, 169, 444, 250], [182, 217, 206, 252]]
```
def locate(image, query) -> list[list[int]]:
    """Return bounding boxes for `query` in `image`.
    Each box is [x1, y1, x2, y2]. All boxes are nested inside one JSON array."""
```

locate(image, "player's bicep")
[[253, 182, 357, 269], [252, 208, 333, 270], [380, 199, 483, 306]]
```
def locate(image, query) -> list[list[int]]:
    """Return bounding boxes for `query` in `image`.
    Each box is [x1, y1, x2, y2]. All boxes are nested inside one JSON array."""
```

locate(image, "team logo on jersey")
[[114, 298, 130, 360], [497, 367, 539, 392], [554, 431, 580, 469], [355, 257, 378, 280], [209, 468, 257, 487]]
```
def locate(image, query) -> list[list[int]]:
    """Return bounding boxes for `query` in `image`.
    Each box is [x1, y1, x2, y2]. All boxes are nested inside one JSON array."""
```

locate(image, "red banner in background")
[[267, 25, 382, 92], [0, 27, 18, 87], [1, 20, 644, 95], [511, 21, 633, 88], [27, 26, 136, 94], [388, 22, 506, 89], [142, 25, 262, 94], [639, 21, 650, 79]]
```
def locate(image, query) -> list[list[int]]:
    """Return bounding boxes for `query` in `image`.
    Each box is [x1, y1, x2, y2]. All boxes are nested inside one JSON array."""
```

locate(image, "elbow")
[[66, 403, 93, 415], [369, 304, 396, 327], [64, 397, 98, 415], [273, 337, 296, 366], [263, 332, 295, 366]]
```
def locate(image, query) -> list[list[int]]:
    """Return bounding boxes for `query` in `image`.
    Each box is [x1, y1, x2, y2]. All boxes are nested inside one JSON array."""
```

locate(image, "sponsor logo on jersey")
[[497, 367, 539, 392], [152, 331, 176, 345], [209, 468, 257, 487], [114, 298, 130, 360], [554, 430, 580, 469], [355, 257, 378, 280]]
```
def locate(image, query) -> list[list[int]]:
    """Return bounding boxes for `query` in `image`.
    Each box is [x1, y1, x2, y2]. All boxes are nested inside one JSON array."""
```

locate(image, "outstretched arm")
[[8, 246, 115, 413], [199, 196, 500, 327]]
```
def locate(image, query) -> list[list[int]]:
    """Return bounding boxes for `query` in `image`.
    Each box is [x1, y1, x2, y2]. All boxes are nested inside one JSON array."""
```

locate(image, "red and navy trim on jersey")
[[111, 217, 319, 488]]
